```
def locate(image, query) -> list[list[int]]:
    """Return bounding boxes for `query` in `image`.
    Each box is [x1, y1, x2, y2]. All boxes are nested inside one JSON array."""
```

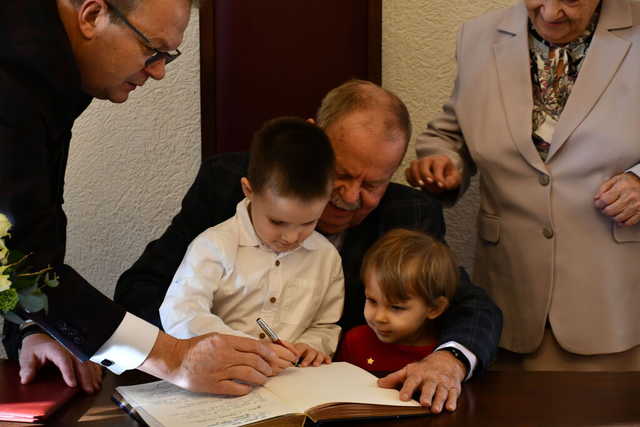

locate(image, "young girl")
[[335, 228, 458, 374]]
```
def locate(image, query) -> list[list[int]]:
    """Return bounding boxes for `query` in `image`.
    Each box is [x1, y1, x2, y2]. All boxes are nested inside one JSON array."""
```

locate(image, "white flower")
[[0, 214, 11, 239], [0, 274, 10, 292]]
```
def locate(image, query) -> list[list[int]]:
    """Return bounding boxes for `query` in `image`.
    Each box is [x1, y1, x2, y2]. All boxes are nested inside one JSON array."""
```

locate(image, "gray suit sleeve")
[[415, 23, 476, 205]]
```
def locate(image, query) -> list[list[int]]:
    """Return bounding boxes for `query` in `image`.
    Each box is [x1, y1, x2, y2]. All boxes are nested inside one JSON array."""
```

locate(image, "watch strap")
[[18, 320, 46, 349], [438, 346, 471, 376]]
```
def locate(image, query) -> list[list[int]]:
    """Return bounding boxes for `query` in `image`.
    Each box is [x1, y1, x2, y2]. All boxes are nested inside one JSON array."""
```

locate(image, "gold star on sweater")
[[367, 357, 375, 365]]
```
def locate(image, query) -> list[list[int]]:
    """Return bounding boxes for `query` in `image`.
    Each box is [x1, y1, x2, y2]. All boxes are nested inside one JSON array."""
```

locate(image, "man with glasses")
[[105, 0, 182, 67], [0, 0, 280, 395]]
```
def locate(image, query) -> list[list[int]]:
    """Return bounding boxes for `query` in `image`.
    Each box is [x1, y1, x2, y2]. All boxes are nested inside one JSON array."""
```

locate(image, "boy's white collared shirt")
[[159, 198, 344, 355]]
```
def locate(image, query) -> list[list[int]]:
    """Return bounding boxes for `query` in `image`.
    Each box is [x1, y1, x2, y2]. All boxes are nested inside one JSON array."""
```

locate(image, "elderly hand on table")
[[19, 333, 103, 394], [594, 172, 640, 226], [378, 350, 466, 413]]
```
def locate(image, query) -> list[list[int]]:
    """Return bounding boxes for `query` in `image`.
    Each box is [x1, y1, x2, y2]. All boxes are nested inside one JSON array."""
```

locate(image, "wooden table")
[[2, 361, 640, 426]]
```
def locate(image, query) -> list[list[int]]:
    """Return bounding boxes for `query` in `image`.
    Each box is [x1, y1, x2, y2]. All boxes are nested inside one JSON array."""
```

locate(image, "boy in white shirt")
[[160, 117, 344, 369]]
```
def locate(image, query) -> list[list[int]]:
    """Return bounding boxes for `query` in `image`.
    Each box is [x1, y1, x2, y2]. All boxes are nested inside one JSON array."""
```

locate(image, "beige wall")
[[383, 0, 515, 269]]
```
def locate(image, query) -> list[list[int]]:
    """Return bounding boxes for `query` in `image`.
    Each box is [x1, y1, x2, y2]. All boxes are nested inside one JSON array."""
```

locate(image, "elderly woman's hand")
[[405, 155, 462, 194], [594, 172, 640, 226]]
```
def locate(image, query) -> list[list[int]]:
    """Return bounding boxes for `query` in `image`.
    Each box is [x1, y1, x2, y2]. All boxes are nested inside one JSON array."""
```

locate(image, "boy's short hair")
[[361, 229, 459, 307], [248, 117, 335, 200]]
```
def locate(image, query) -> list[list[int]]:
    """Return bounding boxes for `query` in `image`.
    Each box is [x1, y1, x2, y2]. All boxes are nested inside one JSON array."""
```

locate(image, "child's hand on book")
[[267, 340, 299, 373], [292, 343, 330, 367]]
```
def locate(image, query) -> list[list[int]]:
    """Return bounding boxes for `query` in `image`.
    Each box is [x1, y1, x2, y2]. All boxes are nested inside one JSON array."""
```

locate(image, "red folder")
[[0, 360, 79, 423]]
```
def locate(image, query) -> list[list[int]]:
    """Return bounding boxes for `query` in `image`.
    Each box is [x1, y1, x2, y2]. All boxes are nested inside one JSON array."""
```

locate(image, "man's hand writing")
[[267, 340, 299, 373], [377, 350, 465, 413], [139, 331, 277, 395]]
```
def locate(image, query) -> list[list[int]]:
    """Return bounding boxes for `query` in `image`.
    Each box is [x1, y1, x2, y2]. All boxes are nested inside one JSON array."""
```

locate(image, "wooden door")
[[199, 1, 382, 159]]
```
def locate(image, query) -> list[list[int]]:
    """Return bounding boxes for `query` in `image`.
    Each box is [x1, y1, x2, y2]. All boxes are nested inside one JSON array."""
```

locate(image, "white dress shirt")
[[159, 199, 344, 355], [90, 313, 158, 375]]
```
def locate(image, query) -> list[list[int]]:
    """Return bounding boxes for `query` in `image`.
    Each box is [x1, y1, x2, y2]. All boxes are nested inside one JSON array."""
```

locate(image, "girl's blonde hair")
[[361, 229, 458, 307]]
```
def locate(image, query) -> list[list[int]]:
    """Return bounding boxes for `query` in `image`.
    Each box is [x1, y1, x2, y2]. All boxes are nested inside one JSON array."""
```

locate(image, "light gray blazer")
[[417, 0, 640, 354]]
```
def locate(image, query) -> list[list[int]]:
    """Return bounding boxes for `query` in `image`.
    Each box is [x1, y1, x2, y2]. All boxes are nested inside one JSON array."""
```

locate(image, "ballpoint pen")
[[256, 317, 300, 367]]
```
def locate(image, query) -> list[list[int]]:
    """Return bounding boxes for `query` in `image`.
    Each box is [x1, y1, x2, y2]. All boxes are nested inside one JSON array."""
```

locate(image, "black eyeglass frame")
[[103, 0, 181, 67]]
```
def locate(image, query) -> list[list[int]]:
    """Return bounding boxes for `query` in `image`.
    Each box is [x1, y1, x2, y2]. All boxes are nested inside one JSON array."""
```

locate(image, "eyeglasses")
[[104, 0, 181, 67]]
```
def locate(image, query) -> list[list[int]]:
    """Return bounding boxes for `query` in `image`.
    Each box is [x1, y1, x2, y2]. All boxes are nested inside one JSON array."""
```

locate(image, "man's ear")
[[426, 297, 450, 320], [306, 118, 316, 125], [240, 177, 253, 199], [77, 0, 110, 40]]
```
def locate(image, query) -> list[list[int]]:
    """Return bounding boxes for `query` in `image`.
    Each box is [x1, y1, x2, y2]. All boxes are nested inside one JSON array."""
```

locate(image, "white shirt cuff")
[[89, 312, 159, 375], [625, 166, 640, 179], [435, 341, 477, 381]]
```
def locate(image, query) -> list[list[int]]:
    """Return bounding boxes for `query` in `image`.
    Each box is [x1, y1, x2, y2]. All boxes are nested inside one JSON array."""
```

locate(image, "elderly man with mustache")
[[115, 79, 503, 413]]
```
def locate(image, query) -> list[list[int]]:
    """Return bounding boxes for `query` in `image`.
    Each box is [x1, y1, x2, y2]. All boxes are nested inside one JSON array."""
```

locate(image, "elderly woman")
[[406, 0, 640, 370]]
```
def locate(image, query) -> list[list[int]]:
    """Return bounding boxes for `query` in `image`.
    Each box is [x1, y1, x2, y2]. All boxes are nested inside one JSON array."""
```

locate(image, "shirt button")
[[270, 297, 277, 303], [259, 333, 266, 339], [543, 227, 554, 239], [539, 174, 550, 186], [275, 260, 280, 266]]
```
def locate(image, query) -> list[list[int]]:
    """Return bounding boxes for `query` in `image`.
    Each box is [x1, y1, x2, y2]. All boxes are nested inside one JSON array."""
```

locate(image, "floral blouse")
[[529, 10, 600, 161]]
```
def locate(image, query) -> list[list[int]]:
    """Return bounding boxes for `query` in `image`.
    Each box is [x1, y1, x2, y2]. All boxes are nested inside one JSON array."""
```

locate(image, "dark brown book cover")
[[0, 360, 79, 422]]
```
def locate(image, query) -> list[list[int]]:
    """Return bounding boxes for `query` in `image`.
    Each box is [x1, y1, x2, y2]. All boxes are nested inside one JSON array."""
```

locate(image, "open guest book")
[[113, 362, 429, 426]]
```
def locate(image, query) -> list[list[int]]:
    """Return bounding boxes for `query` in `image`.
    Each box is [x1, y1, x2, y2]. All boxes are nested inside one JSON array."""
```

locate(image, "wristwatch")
[[437, 347, 471, 376], [18, 319, 36, 332], [18, 319, 45, 344]]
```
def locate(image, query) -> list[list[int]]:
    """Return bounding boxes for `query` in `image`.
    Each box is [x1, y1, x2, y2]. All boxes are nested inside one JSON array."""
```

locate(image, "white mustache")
[[330, 191, 361, 211]]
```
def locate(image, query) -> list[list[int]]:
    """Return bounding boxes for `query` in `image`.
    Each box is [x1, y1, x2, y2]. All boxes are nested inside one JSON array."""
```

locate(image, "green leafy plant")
[[0, 213, 59, 324]]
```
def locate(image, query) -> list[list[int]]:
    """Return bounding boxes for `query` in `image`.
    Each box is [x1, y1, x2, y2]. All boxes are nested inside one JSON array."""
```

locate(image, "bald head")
[[316, 79, 411, 157]]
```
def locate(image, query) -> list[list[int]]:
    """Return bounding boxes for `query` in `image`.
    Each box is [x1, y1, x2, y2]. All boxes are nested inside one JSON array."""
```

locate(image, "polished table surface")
[[2, 361, 640, 427]]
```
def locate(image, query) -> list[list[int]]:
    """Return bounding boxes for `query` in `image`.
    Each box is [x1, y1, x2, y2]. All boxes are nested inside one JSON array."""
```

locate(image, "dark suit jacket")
[[1, 0, 126, 361], [115, 152, 502, 371]]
